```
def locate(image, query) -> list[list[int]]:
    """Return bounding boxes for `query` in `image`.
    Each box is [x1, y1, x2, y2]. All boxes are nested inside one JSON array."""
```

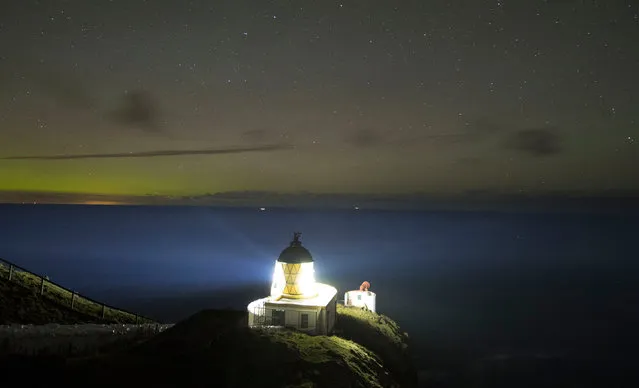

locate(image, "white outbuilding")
[[344, 281, 376, 312], [247, 232, 338, 335]]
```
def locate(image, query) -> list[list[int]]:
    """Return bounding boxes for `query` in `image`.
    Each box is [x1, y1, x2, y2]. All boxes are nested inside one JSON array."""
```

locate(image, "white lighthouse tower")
[[247, 233, 338, 335]]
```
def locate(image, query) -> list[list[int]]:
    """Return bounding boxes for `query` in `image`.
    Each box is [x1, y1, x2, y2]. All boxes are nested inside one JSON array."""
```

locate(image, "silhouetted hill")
[[0, 258, 417, 386], [0, 307, 417, 388], [3, 309, 413, 388]]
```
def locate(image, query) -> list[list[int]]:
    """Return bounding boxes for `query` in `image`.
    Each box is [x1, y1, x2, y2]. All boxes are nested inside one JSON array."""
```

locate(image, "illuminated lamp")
[[271, 232, 317, 299]]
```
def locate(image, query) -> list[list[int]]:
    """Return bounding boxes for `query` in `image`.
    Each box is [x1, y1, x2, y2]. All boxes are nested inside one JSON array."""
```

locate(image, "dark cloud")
[[11, 57, 163, 133], [3, 57, 164, 133], [506, 128, 563, 157], [110, 90, 160, 131], [1, 144, 292, 160]]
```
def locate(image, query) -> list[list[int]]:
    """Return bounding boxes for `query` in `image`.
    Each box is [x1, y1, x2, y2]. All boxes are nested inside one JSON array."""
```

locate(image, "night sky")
[[1, 1, 638, 196]]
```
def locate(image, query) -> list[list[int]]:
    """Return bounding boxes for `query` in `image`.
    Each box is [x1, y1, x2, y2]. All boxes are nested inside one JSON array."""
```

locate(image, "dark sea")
[[1, 204, 638, 387]]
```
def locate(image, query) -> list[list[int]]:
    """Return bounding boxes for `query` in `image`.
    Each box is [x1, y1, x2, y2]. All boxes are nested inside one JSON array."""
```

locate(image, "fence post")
[[135, 314, 139, 325], [71, 291, 76, 310], [40, 276, 45, 295], [101, 304, 106, 319], [8, 265, 13, 281]]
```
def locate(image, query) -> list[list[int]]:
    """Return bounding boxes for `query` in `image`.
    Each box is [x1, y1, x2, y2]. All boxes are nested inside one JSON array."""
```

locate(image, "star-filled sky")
[[1, 0, 638, 196]]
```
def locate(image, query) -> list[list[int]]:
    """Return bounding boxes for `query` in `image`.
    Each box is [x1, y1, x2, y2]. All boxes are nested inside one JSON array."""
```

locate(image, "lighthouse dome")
[[278, 232, 313, 263]]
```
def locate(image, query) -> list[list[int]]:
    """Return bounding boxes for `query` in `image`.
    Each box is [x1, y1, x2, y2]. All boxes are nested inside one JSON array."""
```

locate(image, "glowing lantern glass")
[[271, 261, 316, 299], [271, 232, 317, 299]]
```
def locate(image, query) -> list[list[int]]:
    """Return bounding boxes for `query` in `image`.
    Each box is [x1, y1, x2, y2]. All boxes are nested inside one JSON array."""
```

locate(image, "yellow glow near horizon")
[[0, 157, 256, 196]]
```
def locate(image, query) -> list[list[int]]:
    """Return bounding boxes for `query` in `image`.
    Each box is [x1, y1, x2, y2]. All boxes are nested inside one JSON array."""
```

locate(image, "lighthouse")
[[248, 232, 338, 335]]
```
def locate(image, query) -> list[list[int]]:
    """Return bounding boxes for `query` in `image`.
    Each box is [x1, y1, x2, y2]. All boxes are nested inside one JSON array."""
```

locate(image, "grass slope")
[[0, 261, 152, 324], [336, 304, 418, 387], [48, 310, 400, 388], [0, 276, 103, 325], [0, 271, 415, 388]]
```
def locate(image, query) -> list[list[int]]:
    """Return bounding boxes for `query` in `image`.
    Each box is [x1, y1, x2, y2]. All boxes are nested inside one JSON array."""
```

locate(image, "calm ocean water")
[[1, 204, 638, 384]]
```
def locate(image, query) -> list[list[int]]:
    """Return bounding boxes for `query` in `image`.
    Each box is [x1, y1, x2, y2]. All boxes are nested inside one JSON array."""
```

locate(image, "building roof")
[[267, 283, 337, 308], [247, 284, 337, 316], [278, 232, 313, 263]]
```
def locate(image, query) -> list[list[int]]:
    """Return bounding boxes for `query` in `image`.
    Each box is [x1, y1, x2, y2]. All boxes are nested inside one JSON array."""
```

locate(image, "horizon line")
[[1, 189, 639, 201]]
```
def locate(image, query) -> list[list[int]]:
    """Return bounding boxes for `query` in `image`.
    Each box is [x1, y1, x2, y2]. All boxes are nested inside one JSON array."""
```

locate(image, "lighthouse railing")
[[0, 257, 155, 324], [250, 304, 286, 328]]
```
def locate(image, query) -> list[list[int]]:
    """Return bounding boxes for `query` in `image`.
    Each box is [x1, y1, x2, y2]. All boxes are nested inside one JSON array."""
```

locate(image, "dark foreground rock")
[[0, 309, 411, 388]]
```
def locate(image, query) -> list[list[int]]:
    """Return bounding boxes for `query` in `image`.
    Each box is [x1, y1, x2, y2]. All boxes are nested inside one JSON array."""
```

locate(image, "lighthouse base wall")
[[247, 284, 338, 335]]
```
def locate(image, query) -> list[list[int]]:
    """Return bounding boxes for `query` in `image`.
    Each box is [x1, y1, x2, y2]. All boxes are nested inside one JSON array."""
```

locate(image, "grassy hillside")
[[9, 310, 400, 388], [0, 260, 153, 325], [0, 276, 104, 325], [336, 304, 418, 387], [0, 266, 416, 387]]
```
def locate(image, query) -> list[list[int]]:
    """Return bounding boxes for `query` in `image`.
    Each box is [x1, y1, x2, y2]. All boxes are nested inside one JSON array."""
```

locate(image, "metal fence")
[[250, 305, 287, 327], [251, 305, 272, 326], [0, 258, 156, 324]]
